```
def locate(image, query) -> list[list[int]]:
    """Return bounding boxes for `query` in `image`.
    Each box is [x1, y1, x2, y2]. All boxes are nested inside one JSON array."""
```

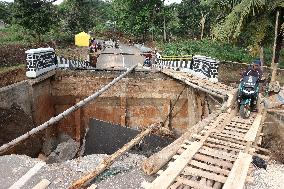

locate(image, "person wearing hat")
[[242, 58, 263, 79]]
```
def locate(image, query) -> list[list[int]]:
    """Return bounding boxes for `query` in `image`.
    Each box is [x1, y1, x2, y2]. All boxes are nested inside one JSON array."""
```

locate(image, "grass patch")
[[0, 64, 25, 73]]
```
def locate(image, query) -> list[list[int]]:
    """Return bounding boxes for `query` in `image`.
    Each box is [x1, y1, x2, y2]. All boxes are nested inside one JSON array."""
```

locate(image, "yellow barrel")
[[75, 32, 91, 47]]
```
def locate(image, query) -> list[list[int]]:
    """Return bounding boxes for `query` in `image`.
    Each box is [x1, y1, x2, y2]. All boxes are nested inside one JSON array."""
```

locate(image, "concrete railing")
[[26, 48, 91, 78], [152, 53, 220, 82]]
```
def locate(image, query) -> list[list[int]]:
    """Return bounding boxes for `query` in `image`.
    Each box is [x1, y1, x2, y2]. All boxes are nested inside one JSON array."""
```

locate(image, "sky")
[[1, 0, 182, 5]]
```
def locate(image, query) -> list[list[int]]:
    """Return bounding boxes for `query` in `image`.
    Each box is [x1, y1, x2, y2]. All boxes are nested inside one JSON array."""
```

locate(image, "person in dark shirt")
[[240, 58, 263, 111], [242, 58, 263, 80]]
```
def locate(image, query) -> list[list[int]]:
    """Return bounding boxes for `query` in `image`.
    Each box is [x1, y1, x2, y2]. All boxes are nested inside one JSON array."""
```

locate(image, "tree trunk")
[[259, 45, 264, 70], [271, 11, 280, 82], [200, 13, 207, 40], [163, 15, 166, 42]]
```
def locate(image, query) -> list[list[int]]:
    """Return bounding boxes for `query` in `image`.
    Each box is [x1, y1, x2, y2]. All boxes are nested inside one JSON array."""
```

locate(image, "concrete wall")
[[0, 81, 32, 115], [52, 70, 217, 138], [0, 76, 55, 156], [0, 70, 218, 149]]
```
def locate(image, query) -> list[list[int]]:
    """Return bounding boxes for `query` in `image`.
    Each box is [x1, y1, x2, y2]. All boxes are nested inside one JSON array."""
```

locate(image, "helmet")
[[253, 58, 261, 66]]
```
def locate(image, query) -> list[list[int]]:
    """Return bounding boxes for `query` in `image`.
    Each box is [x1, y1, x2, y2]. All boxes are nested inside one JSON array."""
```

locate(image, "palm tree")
[[209, 0, 284, 67]]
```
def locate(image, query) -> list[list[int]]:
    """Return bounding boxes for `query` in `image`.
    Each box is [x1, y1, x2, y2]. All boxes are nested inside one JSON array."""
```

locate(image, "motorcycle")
[[237, 75, 260, 119], [143, 57, 152, 67]]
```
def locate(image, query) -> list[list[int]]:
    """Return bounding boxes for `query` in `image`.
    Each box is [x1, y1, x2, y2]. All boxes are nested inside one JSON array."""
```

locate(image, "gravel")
[[0, 153, 154, 189], [246, 162, 284, 189]]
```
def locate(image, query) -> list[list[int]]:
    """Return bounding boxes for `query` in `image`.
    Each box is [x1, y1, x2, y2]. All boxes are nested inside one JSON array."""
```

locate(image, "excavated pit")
[[0, 69, 220, 159]]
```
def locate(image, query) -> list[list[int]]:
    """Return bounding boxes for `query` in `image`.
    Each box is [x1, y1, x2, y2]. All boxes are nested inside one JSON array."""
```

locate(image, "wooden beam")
[[244, 114, 262, 142], [8, 162, 46, 189], [69, 123, 157, 189], [223, 152, 252, 189], [144, 141, 203, 189], [32, 179, 51, 189], [142, 112, 219, 175]]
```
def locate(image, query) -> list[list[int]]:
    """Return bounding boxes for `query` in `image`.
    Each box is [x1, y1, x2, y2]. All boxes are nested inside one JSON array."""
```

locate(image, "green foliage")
[[13, 0, 58, 42], [160, 39, 284, 68], [0, 1, 13, 24], [113, 0, 163, 39], [58, 0, 113, 34], [0, 25, 33, 44], [177, 0, 207, 38]]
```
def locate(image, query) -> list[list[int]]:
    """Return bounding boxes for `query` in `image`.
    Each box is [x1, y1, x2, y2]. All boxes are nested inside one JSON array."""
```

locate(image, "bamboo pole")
[[69, 123, 159, 189], [271, 11, 280, 82], [0, 65, 137, 154]]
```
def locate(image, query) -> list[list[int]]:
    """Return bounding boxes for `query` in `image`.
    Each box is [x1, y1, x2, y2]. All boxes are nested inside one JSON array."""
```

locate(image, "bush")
[[159, 39, 284, 69], [0, 25, 33, 44]]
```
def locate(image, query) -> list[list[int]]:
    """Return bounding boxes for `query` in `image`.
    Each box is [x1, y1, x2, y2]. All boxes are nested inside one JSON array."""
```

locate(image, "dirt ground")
[[0, 66, 26, 88], [261, 115, 284, 163], [0, 105, 42, 157]]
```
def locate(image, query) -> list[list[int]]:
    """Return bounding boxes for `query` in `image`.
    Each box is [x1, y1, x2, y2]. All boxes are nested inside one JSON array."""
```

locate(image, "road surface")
[[96, 42, 144, 69]]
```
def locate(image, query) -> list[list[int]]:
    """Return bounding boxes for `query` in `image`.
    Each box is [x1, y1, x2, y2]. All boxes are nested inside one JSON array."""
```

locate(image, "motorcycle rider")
[[240, 58, 263, 111], [242, 58, 263, 79]]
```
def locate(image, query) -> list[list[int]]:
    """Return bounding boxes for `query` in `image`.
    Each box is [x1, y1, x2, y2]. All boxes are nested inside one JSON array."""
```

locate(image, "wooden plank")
[[183, 167, 227, 183], [145, 141, 203, 189], [204, 137, 246, 149], [142, 112, 219, 175], [224, 126, 248, 133], [204, 142, 240, 153], [190, 160, 230, 176], [8, 162, 46, 189], [211, 134, 246, 145], [223, 152, 252, 189], [220, 130, 246, 139], [87, 184, 97, 189], [194, 134, 245, 149], [227, 123, 250, 130], [32, 179, 51, 189], [169, 181, 182, 189], [193, 154, 233, 169], [199, 147, 237, 161], [175, 177, 213, 189], [245, 114, 263, 142], [212, 132, 246, 142]]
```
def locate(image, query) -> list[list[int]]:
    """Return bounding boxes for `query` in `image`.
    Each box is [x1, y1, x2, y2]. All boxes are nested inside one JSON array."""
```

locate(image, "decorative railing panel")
[[26, 48, 91, 78], [152, 53, 219, 81], [26, 48, 57, 78]]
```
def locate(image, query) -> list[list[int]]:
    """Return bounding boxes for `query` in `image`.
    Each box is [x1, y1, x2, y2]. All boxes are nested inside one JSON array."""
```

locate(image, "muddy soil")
[[261, 115, 284, 163], [0, 104, 42, 157], [0, 67, 26, 88]]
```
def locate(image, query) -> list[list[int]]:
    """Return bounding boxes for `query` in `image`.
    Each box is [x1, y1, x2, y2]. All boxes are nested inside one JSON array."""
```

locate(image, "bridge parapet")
[[153, 54, 220, 82], [25, 48, 91, 78]]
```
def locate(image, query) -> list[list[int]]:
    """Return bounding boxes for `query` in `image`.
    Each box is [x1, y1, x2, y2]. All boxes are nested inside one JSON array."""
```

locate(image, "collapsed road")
[[0, 43, 282, 189]]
